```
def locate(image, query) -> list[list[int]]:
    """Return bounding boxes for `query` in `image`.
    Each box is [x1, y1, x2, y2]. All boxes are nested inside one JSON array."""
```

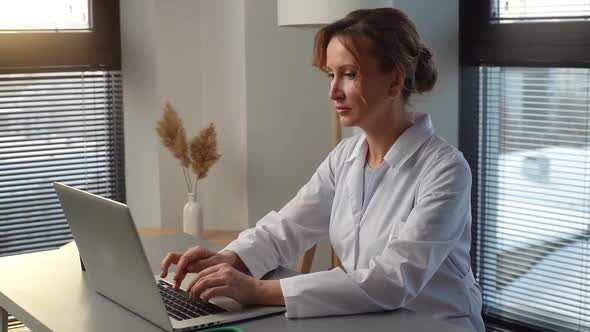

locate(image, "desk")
[[0, 233, 467, 332]]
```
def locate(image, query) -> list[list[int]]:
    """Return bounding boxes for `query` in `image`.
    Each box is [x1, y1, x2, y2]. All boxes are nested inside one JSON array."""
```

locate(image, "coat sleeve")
[[279, 154, 472, 318], [221, 141, 345, 279]]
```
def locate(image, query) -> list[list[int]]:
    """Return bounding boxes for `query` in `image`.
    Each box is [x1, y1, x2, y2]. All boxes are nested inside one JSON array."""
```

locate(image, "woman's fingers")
[[188, 263, 233, 299], [173, 246, 216, 287], [161, 247, 239, 292], [188, 255, 225, 274], [187, 263, 257, 304], [189, 275, 227, 300], [175, 247, 211, 275], [162, 250, 259, 306], [186, 263, 222, 292], [160, 252, 182, 278]]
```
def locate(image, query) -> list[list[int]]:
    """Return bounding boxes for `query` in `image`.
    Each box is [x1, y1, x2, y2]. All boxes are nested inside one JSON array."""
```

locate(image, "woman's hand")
[[187, 263, 285, 306], [160, 246, 247, 289]]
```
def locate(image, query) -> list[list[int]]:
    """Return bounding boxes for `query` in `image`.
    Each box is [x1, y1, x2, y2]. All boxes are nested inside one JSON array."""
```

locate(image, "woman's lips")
[[336, 107, 351, 114]]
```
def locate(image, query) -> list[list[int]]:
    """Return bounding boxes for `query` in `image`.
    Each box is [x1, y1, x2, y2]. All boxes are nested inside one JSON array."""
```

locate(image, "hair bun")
[[414, 46, 437, 94], [418, 47, 433, 61]]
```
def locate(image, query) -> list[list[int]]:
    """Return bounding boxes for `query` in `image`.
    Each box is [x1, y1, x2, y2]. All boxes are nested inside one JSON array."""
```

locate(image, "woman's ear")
[[387, 67, 405, 98]]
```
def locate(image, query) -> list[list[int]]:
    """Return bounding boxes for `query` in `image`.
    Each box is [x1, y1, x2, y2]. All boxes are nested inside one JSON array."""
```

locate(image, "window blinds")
[[0, 70, 125, 257], [474, 66, 590, 331], [7, 315, 29, 332]]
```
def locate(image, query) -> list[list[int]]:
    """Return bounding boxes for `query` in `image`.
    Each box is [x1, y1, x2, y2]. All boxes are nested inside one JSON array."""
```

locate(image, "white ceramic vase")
[[183, 192, 203, 237]]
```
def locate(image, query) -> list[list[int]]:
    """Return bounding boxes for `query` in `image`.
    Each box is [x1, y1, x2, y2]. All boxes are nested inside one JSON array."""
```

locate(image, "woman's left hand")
[[186, 263, 284, 306]]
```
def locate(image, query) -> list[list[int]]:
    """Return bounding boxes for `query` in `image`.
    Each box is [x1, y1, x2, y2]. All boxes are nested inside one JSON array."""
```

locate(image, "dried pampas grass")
[[190, 124, 221, 180], [156, 101, 221, 193], [157, 102, 191, 168]]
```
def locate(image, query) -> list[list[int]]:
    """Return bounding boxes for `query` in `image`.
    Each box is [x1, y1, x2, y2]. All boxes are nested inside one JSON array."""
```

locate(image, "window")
[[491, 0, 590, 23], [0, 70, 125, 257], [0, 0, 120, 70], [461, 1, 590, 331], [476, 66, 590, 330], [0, 0, 90, 31], [0, 0, 122, 257]]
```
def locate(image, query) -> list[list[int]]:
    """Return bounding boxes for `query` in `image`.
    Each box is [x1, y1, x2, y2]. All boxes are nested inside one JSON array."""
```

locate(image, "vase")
[[183, 193, 203, 237]]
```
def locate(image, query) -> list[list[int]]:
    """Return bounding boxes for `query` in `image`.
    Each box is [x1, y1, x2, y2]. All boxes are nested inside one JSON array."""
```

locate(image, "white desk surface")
[[0, 233, 467, 332]]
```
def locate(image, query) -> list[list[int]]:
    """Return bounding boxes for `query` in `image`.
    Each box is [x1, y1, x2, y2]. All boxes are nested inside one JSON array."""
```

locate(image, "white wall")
[[154, 1, 203, 229], [244, 0, 333, 271], [244, 0, 332, 226], [198, 1, 249, 231], [395, 0, 459, 146], [120, 0, 161, 228]]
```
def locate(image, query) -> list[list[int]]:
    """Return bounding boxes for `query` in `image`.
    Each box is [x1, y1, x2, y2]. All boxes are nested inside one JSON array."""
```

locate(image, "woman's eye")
[[344, 72, 356, 80], [326, 73, 334, 80]]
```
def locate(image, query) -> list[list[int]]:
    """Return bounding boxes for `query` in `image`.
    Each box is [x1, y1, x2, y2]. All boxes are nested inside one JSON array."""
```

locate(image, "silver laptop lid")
[[53, 182, 173, 332]]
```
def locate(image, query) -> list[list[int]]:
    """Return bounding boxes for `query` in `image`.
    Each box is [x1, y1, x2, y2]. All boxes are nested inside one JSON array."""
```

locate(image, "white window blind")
[[476, 66, 590, 331], [491, 0, 590, 23], [7, 315, 29, 332], [0, 70, 125, 257]]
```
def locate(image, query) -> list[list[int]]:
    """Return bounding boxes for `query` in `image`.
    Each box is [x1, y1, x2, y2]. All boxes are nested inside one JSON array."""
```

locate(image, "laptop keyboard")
[[157, 279, 227, 321]]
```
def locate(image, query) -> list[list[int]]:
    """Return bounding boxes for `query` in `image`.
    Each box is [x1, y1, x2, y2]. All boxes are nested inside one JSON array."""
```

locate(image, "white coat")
[[224, 113, 485, 331]]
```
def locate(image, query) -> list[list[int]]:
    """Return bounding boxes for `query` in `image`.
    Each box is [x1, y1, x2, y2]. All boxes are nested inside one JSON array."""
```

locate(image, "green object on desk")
[[201, 327, 244, 332]]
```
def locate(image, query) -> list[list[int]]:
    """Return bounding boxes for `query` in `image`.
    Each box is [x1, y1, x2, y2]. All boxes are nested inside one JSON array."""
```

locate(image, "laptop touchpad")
[[210, 296, 242, 312]]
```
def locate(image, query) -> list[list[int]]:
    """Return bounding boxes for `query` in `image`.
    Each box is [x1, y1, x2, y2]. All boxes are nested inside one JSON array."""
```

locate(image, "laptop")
[[53, 182, 285, 331]]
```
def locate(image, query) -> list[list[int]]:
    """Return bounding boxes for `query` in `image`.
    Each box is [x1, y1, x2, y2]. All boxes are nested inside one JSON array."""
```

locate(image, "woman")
[[161, 8, 484, 331]]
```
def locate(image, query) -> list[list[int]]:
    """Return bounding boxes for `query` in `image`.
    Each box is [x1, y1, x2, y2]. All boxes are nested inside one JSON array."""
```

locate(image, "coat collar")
[[345, 112, 435, 170]]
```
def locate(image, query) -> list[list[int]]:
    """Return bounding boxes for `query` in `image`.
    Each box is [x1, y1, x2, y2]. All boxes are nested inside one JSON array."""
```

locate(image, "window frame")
[[0, 70, 126, 258], [461, 0, 590, 67]]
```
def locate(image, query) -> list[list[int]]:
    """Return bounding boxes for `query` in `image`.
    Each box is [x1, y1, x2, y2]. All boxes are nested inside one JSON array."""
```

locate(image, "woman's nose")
[[329, 80, 344, 100]]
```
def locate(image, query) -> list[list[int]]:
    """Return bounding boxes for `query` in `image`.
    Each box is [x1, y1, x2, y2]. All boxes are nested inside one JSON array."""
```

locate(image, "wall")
[[120, 0, 161, 227], [154, 1, 203, 229], [395, 0, 459, 146], [198, 1, 249, 231], [244, 0, 333, 271], [244, 0, 332, 226]]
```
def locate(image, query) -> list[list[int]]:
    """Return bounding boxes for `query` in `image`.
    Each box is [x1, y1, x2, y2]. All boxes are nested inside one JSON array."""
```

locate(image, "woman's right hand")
[[160, 246, 244, 289]]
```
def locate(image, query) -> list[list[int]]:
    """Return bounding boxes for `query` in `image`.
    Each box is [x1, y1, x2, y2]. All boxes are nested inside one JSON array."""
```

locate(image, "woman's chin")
[[338, 116, 358, 127]]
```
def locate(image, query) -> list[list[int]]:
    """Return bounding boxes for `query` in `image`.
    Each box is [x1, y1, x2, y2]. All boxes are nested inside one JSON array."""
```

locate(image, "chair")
[[296, 244, 342, 273]]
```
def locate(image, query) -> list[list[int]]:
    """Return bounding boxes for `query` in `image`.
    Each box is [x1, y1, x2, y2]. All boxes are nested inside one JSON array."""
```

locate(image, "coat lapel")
[[346, 142, 366, 226]]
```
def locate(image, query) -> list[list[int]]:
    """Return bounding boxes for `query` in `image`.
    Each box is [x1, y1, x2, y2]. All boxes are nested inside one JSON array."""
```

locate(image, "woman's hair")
[[312, 8, 437, 100]]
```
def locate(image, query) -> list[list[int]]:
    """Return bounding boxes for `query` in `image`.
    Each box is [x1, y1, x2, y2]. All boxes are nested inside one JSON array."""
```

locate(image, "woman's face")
[[325, 37, 400, 129]]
